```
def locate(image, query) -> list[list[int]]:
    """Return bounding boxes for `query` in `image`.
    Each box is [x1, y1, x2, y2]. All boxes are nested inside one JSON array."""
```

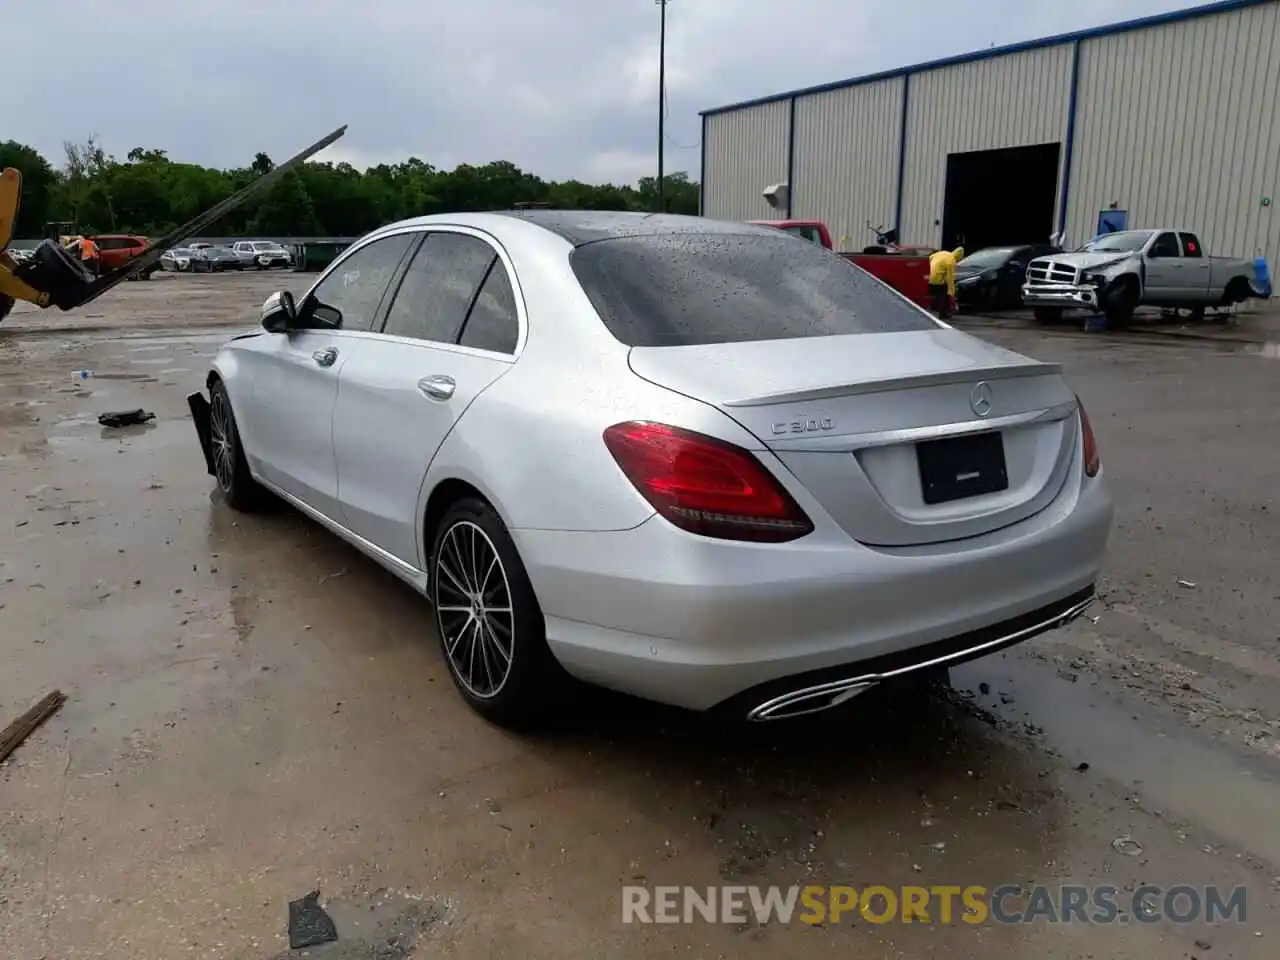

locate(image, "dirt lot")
[[2, 273, 1278, 959]]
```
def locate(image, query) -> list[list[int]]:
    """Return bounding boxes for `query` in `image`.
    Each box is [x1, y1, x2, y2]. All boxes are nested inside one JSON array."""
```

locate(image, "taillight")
[[602, 421, 814, 542], [1077, 395, 1101, 477]]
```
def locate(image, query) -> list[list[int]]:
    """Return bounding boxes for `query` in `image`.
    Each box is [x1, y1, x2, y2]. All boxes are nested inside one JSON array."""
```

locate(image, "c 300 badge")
[[772, 417, 835, 435]]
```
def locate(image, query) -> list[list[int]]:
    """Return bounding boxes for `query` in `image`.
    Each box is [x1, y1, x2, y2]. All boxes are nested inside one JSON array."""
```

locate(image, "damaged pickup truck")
[[1022, 229, 1265, 325]]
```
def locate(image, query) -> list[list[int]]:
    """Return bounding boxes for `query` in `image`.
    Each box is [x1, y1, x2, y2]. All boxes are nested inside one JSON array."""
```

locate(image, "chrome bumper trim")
[[1022, 283, 1098, 309], [746, 593, 1096, 721]]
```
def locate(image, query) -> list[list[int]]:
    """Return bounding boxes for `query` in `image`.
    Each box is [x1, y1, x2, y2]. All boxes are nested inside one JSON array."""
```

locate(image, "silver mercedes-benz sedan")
[[188, 211, 1112, 726]]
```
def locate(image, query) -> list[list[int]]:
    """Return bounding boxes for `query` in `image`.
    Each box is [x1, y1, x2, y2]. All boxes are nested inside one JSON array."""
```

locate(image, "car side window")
[[382, 232, 498, 344], [1149, 232, 1180, 258], [459, 260, 520, 354], [1178, 232, 1203, 258], [306, 233, 414, 332]]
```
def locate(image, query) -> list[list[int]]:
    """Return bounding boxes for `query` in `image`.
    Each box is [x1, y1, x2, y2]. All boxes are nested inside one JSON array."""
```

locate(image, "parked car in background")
[[233, 240, 293, 270], [956, 244, 1061, 311], [1023, 229, 1264, 325], [161, 247, 194, 272], [191, 246, 243, 272], [89, 234, 159, 278], [188, 211, 1111, 728]]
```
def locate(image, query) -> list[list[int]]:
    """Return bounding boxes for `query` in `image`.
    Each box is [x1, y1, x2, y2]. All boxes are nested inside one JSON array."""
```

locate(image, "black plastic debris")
[[288, 890, 339, 949], [98, 409, 156, 428]]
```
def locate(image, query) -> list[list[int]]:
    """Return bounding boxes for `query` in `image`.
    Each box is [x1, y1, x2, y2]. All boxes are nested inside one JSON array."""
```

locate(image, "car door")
[[242, 231, 416, 519], [1143, 231, 1182, 303], [1177, 231, 1211, 301], [331, 229, 522, 568]]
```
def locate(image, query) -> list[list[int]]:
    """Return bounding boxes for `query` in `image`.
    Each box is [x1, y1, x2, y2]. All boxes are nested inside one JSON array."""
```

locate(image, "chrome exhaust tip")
[[747, 680, 878, 722]]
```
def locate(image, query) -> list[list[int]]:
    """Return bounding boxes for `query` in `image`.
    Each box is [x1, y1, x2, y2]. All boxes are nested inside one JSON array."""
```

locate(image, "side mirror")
[[1008, 261, 1025, 272], [261, 290, 297, 333]]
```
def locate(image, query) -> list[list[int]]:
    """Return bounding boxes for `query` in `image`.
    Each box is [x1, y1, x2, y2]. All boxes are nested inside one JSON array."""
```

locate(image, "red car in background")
[[89, 234, 160, 278]]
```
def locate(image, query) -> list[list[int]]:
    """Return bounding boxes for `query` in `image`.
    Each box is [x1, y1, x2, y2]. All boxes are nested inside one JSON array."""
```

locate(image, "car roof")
[[366, 210, 774, 248]]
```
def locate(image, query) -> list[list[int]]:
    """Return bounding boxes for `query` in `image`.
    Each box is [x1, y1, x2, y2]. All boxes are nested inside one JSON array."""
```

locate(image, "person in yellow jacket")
[[927, 246, 964, 319]]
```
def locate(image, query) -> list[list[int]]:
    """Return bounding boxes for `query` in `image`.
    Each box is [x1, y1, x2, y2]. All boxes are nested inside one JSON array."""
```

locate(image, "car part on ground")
[[189, 210, 1112, 727], [1022, 228, 1264, 326]]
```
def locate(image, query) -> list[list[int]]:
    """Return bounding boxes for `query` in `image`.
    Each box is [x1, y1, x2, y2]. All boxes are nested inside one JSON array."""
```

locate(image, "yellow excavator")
[[0, 125, 347, 324]]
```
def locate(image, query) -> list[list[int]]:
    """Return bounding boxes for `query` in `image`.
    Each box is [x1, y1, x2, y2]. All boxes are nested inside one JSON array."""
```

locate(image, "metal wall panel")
[[702, 101, 791, 222], [900, 45, 1074, 247], [792, 78, 905, 251], [1067, 2, 1280, 259]]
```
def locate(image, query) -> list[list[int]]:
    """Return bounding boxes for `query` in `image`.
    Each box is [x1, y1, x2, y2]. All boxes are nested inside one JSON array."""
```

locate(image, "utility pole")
[[656, 0, 668, 213]]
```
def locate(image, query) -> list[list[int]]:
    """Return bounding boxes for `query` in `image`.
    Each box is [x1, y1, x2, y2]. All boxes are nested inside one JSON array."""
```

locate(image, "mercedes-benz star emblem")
[[969, 381, 993, 417]]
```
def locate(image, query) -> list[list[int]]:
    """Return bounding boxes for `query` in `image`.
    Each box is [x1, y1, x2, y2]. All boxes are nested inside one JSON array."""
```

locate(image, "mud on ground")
[[2, 272, 1278, 959]]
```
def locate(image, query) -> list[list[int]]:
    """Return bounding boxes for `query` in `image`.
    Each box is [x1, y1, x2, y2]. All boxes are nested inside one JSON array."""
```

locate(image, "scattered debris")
[[288, 890, 339, 949], [318, 568, 349, 585], [1075, 762, 1091, 772], [0, 689, 68, 764], [1111, 836, 1143, 857], [98, 409, 156, 428], [1056, 669, 1079, 683], [1177, 579, 1198, 590], [1194, 939, 1212, 951]]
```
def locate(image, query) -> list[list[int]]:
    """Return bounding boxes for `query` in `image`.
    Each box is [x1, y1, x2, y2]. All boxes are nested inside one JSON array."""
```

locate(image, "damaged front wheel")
[[209, 381, 267, 511]]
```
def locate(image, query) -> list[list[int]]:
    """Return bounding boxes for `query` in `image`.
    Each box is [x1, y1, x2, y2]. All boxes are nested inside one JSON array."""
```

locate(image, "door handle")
[[418, 375, 456, 401], [312, 347, 338, 367]]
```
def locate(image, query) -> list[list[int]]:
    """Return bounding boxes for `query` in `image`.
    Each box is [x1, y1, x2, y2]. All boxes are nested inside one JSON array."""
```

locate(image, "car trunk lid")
[[628, 329, 1080, 547]]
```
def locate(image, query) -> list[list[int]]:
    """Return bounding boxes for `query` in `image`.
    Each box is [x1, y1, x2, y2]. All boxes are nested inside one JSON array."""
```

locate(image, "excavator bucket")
[[4, 124, 347, 315], [0, 167, 20, 254]]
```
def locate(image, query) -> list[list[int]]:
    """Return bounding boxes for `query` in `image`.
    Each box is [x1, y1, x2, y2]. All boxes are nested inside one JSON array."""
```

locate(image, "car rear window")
[[569, 232, 935, 347]]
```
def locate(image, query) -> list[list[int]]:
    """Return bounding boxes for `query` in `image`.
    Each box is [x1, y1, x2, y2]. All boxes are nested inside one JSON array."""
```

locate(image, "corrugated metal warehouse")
[[699, 0, 1280, 260]]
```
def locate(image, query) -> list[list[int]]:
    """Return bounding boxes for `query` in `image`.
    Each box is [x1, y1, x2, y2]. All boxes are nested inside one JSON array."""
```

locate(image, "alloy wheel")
[[434, 520, 515, 699], [209, 390, 235, 493]]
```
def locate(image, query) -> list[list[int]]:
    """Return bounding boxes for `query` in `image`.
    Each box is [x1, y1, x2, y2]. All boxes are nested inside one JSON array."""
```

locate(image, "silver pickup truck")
[[1022, 229, 1260, 325]]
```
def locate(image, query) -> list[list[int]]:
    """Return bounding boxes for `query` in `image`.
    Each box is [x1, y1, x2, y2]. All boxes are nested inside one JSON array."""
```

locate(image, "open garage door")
[[941, 143, 1061, 252]]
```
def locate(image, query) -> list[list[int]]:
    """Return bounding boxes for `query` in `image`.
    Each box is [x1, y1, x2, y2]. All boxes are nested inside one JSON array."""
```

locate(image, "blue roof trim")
[[700, 0, 1273, 117]]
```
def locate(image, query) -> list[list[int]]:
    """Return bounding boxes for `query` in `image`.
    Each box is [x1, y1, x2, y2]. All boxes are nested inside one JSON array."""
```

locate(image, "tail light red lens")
[[1077, 396, 1101, 477], [602, 421, 814, 542]]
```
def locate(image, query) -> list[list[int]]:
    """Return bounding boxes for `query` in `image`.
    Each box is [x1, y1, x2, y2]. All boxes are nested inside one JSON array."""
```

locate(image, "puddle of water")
[[952, 653, 1280, 864]]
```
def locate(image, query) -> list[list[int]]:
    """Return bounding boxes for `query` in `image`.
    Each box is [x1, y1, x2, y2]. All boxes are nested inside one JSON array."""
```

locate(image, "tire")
[[1033, 306, 1064, 323], [1104, 278, 1139, 327], [0, 293, 13, 324], [1224, 277, 1252, 305], [430, 497, 563, 728], [208, 380, 267, 511]]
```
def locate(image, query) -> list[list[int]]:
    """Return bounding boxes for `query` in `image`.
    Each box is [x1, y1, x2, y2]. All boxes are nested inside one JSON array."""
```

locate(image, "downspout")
[[698, 113, 707, 216], [786, 96, 797, 219], [1058, 40, 1082, 241], [894, 73, 911, 235]]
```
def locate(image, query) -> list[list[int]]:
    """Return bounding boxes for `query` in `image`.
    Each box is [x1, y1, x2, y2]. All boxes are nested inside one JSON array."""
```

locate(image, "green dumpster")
[[291, 240, 353, 272]]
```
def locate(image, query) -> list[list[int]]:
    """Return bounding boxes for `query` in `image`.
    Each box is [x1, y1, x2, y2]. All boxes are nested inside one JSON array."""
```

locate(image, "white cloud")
[[0, 0, 1205, 183]]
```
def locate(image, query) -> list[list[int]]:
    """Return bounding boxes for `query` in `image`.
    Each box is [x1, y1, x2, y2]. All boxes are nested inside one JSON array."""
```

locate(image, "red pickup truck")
[[749, 219, 933, 308]]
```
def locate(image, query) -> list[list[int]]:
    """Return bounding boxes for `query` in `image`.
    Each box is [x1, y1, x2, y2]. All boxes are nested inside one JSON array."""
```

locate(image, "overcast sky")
[[5, 0, 1205, 185]]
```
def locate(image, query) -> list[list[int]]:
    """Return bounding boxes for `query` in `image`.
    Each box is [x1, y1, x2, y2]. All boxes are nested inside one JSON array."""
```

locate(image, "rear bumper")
[[1022, 283, 1097, 310], [517, 463, 1112, 713]]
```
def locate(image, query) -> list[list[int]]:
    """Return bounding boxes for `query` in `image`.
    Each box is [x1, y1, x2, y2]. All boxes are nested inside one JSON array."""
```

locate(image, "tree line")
[[0, 138, 701, 241]]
